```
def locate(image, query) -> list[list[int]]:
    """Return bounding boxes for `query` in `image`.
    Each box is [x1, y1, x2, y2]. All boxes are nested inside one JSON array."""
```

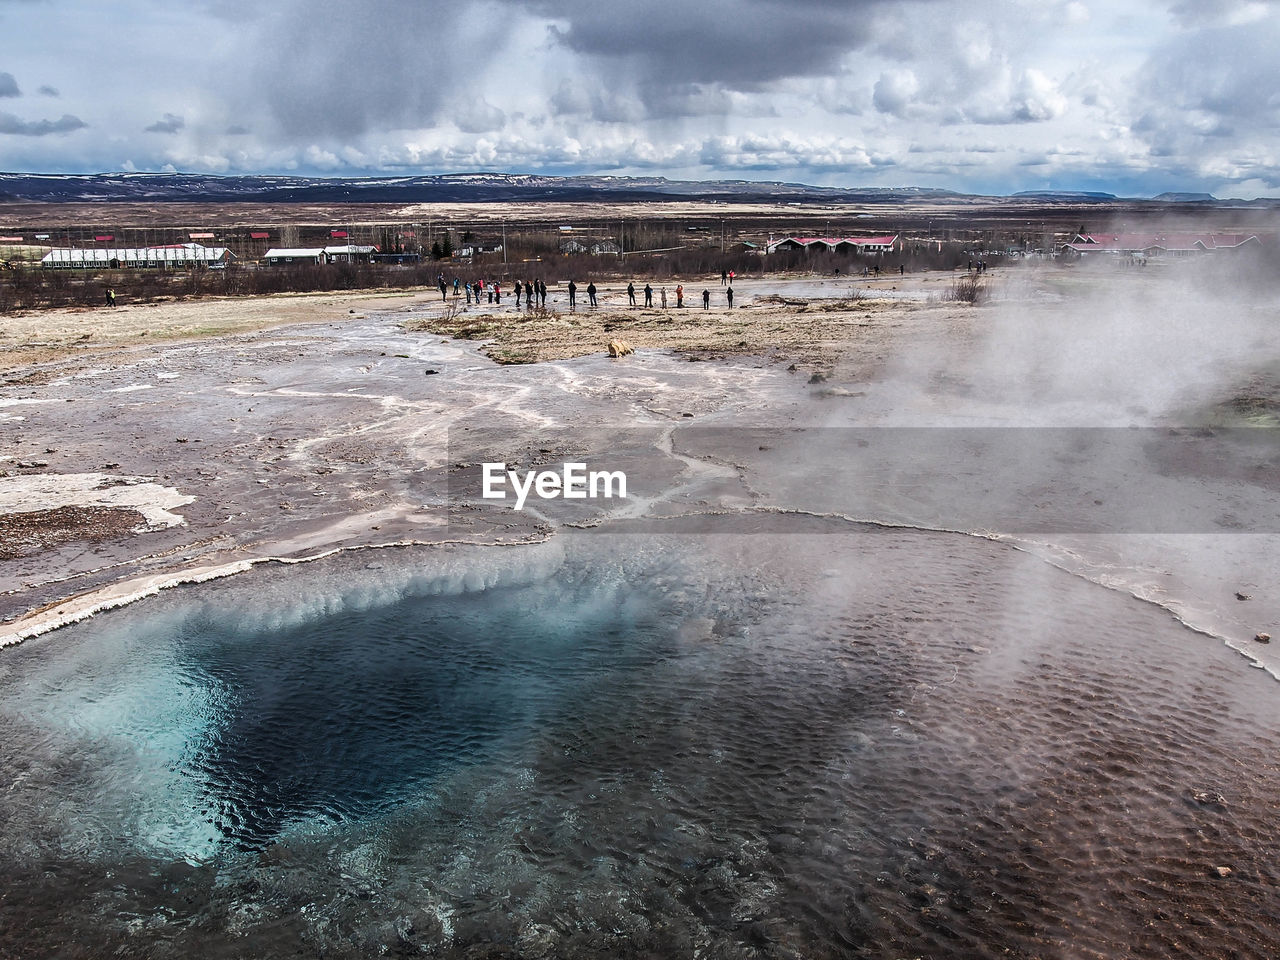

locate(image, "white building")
[[263, 247, 326, 265], [322, 244, 377, 263], [41, 242, 235, 269]]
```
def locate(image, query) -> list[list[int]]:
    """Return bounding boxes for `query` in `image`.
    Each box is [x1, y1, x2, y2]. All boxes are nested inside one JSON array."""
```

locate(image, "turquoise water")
[[3, 532, 1279, 958]]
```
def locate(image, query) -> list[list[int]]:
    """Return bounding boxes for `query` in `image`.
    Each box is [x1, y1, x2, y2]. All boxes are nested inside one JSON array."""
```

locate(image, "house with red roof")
[[767, 235, 900, 255]]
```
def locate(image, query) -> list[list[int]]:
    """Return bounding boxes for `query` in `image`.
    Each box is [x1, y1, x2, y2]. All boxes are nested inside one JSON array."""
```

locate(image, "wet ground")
[[0, 296, 804, 642], [1, 269, 1278, 957], [2, 269, 1277, 662]]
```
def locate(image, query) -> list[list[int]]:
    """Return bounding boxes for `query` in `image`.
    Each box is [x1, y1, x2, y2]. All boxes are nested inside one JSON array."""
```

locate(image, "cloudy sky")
[[2, 0, 1278, 197]]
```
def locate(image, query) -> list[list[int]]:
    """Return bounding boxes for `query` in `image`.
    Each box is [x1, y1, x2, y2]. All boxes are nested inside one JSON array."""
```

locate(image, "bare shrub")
[[945, 275, 987, 303]]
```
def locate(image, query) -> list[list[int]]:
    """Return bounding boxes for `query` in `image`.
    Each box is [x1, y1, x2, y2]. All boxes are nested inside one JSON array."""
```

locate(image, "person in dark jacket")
[[643, 283, 653, 307], [702, 289, 710, 310], [568, 280, 577, 309], [726, 286, 734, 308], [587, 282, 597, 307], [627, 282, 636, 306]]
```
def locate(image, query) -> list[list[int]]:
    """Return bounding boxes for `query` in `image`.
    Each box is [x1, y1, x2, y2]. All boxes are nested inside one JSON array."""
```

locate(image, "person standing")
[[587, 281, 597, 307], [568, 280, 577, 310], [627, 281, 636, 306], [702, 289, 710, 310], [539, 279, 547, 307], [726, 285, 734, 308], [438, 276, 447, 301], [514, 280, 522, 307], [720, 268, 727, 286], [675, 284, 684, 308], [643, 282, 653, 307], [494, 281, 501, 304], [660, 287, 667, 310]]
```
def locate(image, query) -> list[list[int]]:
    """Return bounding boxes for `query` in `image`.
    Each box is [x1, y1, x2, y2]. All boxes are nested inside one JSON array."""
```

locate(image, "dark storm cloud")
[[539, 0, 862, 86], [36, 84, 58, 96], [0, 72, 19, 97], [0, 112, 86, 135], [227, 0, 470, 140], [210, 0, 932, 142], [145, 113, 185, 133], [527, 0, 927, 119]]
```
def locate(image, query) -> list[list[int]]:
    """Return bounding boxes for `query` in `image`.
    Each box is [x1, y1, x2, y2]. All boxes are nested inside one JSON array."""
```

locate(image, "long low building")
[[263, 247, 325, 265], [41, 242, 235, 269], [262, 245, 377, 265], [766, 235, 900, 255], [323, 244, 376, 263], [1061, 232, 1261, 258]]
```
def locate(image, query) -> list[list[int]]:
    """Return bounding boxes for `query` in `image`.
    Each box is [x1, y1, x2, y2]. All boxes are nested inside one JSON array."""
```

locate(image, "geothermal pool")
[[3, 529, 1279, 959]]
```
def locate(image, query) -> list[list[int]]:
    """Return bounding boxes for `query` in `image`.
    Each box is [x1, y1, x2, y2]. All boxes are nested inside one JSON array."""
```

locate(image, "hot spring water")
[[2, 531, 1279, 958]]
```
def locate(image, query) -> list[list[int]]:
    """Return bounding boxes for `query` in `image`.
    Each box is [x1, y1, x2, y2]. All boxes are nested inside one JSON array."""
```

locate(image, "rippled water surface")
[[2, 531, 1279, 959]]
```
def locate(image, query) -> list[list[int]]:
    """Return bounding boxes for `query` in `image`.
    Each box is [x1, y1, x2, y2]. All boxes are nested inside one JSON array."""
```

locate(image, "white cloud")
[[0, 0, 1274, 197], [1011, 70, 1069, 122], [1063, 2, 1091, 24], [872, 71, 919, 118]]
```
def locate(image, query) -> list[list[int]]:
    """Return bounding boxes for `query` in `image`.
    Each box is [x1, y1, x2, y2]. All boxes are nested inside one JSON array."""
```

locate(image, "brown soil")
[[0, 505, 146, 560], [404, 296, 946, 367]]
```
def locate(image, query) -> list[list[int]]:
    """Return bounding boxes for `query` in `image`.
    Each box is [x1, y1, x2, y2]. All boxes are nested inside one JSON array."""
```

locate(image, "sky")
[[1, 0, 1278, 197]]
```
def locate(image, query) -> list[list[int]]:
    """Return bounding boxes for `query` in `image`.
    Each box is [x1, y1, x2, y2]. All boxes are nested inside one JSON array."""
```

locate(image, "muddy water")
[[2, 528, 1278, 959]]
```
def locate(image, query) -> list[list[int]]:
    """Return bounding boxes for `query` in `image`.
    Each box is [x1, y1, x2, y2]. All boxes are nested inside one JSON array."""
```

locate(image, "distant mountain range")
[[0, 172, 1276, 207], [0, 172, 965, 205]]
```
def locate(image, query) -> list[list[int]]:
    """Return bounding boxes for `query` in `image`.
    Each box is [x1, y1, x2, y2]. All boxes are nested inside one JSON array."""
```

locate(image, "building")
[[1061, 233, 1261, 260], [371, 252, 422, 265], [323, 244, 377, 263], [559, 238, 589, 254], [41, 243, 235, 269], [263, 247, 326, 265], [765, 235, 900, 255]]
